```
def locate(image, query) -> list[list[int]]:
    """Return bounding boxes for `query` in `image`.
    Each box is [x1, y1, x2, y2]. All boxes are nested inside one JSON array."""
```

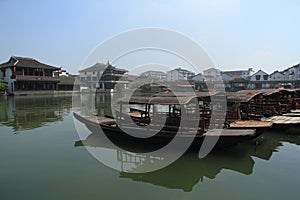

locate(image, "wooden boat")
[[226, 90, 266, 121], [289, 88, 300, 110], [74, 92, 266, 151], [263, 89, 292, 116]]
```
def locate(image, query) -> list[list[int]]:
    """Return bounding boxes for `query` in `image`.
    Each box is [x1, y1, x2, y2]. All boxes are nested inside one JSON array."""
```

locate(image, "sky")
[[0, 0, 299, 75]]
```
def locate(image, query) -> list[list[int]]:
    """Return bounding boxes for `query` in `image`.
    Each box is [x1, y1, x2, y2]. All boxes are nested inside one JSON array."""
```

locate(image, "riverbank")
[[12, 90, 80, 96]]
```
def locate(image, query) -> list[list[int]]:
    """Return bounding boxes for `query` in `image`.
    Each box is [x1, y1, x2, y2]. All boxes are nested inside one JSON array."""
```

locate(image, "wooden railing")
[[16, 75, 60, 81]]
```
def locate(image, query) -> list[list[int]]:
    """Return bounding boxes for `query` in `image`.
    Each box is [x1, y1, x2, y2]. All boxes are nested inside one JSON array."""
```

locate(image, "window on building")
[[16, 68, 23, 75], [263, 75, 268, 80], [255, 75, 261, 80]]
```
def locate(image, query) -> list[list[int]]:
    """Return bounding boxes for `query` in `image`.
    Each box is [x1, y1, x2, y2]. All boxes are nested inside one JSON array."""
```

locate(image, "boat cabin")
[[116, 92, 226, 134], [226, 90, 265, 121], [289, 89, 300, 110], [263, 89, 291, 116]]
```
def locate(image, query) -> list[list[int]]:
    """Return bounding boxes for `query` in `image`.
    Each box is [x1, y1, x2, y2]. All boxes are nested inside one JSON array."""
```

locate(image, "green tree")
[[0, 80, 8, 91]]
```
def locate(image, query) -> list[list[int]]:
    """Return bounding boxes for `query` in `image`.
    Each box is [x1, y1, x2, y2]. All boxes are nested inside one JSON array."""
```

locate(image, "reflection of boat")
[[74, 130, 255, 191], [119, 151, 255, 192], [74, 92, 265, 150], [74, 129, 300, 191]]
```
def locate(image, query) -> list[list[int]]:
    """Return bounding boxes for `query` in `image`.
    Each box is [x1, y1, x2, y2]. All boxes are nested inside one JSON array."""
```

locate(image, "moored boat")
[[74, 92, 266, 151]]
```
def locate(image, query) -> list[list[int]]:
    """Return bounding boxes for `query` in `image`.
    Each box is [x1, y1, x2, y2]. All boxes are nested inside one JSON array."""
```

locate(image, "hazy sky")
[[1, 0, 299, 74]]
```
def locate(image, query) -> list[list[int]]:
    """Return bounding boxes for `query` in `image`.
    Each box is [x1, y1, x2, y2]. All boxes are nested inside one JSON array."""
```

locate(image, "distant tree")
[[0, 80, 8, 91]]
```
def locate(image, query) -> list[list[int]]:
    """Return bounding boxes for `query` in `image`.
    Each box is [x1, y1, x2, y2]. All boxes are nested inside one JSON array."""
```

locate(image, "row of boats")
[[74, 88, 300, 151]]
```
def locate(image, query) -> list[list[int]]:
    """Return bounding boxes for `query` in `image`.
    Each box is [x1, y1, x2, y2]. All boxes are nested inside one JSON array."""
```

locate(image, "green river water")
[[0, 95, 300, 200]]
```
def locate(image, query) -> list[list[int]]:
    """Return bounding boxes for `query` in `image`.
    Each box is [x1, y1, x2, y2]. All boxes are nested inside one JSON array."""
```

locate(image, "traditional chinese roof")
[[0, 56, 60, 70], [79, 62, 127, 73]]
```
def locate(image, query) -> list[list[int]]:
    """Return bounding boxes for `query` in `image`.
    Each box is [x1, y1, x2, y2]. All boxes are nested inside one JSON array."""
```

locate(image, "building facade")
[[0, 56, 60, 94], [248, 70, 270, 89], [167, 68, 195, 82], [222, 68, 253, 79], [140, 70, 167, 81], [79, 62, 128, 92], [269, 71, 285, 81]]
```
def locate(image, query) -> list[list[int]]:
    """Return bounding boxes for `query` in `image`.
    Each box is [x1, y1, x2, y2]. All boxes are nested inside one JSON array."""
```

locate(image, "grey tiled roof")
[[0, 56, 60, 70]]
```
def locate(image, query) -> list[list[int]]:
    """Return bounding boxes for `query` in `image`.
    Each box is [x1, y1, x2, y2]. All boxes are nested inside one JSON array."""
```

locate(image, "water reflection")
[[0, 95, 73, 131], [75, 129, 300, 191]]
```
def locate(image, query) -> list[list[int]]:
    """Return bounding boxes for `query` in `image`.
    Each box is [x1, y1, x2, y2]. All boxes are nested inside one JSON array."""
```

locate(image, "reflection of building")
[[0, 96, 72, 131], [167, 68, 194, 82], [0, 56, 60, 94], [79, 62, 128, 92]]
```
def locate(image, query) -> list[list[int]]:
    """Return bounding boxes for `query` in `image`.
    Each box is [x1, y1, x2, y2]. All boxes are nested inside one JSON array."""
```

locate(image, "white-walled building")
[[249, 69, 270, 89], [203, 67, 221, 77], [167, 68, 194, 82], [269, 71, 285, 81], [140, 70, 167, 81], [222, 68, 253, 79], [221, 73, 234, 82], [0, 56, 60, 94], [250, 70, 269, 81], [282, 63, 300, 81], [79, 62, 128, 92], [202, 67, 222, 82]]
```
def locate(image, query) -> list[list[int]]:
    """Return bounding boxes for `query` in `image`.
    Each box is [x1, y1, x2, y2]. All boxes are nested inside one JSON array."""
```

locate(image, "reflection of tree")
[[75, 129, 300, 191], [0, 96, 72, 132]]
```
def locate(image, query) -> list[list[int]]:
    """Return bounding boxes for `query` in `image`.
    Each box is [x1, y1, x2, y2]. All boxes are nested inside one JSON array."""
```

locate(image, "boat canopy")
[[119, 91, 225, 105], [263, 88, 290, 96], [119, 96, 197, 105], [226, 90, 265, 103]]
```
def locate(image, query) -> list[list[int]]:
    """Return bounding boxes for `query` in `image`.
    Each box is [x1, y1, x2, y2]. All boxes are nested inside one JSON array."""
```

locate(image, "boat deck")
[[283, 112, 300, 117], [264, 116, 300, 125], [229, 120, 273, 128], [291, 109, 300, 113], [75, 114, 116, 125], [203, 129, 256, 136]]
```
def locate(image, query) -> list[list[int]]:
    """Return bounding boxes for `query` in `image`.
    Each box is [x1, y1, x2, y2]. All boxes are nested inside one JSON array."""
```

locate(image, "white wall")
[[3, 68, 15, 93], [269, 72, 285, 81], [250, 70, 269, 81], [167, 70, 179, 81], [203, 68, 221, 77]]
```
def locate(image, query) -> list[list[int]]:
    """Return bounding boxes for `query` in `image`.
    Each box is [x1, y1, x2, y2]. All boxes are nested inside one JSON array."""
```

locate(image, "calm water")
[[1, 95, 300, 200]]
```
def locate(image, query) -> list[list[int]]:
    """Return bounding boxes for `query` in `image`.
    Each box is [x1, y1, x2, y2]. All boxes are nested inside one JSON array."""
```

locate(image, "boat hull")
[[74, 113, 259, 152]]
